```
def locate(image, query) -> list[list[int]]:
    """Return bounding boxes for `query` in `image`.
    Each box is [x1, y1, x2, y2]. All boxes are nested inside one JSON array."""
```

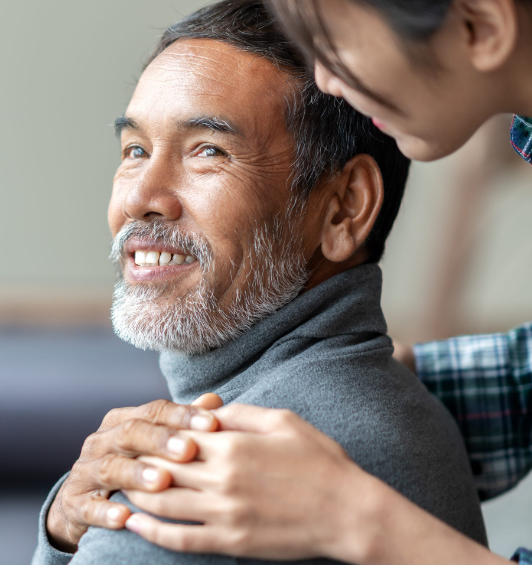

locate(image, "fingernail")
[[166, 435, 186, 457], [107, 506, 122, 525], [125, 514, 145, 534], [190, 412, 214, 431], [142, 467, 160, 484]]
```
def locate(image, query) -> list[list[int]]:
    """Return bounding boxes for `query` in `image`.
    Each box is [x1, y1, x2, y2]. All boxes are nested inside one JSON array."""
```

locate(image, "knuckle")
[[80, 432, 102, 458], [98, 454, 117, 484], [100, 408, 126, 429], [220, 434, 245, 459], [78, 499, 94, 524], [274, 409, 296, 427], [168, 404, 195, 428], [138, 399, 173, 422], [70, 459, 85, 479], [225, 499, 250, 526], [177, 528, 208, 553], [218, 466, 241, 494], [149, 495, 166, 517], [116, 419, 144, 451], [226, 525, 253, 554]]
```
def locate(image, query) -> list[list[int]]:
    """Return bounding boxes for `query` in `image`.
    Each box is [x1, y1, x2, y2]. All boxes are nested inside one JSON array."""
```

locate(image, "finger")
[[126, 514, 223, 554], [78, 496, 132, 530], [213, 404, 300, 433], [192, 393, 224, 410], [95, 455, 172, 492], [108, 419, 198, 462], [392, 341, 416, 373], [130, 399, 219, 432], [124, 488, 214, 522], [137, 456, 214, 490], [153, 431, 251, 463]]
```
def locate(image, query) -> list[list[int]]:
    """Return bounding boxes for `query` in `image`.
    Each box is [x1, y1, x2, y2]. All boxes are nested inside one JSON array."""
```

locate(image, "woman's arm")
[[397, 322, 532, 500], [124, 404, 516, 565]]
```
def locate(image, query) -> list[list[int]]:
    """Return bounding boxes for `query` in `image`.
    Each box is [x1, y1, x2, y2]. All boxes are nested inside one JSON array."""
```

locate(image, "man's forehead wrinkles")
[[151, 49, 241, 75], [151, 41, 282, 83]]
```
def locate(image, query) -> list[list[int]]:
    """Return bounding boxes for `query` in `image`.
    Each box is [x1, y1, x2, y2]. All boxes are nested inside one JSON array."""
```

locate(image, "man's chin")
[[110, 279, 216, 353]]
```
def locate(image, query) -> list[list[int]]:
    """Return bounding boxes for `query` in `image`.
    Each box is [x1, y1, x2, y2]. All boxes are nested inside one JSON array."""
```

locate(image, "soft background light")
[[1, 1, 530, 563]]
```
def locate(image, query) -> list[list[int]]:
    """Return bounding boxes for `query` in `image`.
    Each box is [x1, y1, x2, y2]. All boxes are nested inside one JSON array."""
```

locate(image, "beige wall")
[[0, 0, 208, 322]]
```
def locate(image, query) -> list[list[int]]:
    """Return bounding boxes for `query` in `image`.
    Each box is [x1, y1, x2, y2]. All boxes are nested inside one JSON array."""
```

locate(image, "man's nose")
[[123, 157, 183, 222]]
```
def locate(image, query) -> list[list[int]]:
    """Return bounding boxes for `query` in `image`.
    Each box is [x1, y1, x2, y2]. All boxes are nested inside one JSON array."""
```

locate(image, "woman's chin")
[[394, 133, 460, 162]]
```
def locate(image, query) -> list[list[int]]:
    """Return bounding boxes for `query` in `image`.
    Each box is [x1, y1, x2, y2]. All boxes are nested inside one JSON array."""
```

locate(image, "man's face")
[[108, 39, 320, 353]]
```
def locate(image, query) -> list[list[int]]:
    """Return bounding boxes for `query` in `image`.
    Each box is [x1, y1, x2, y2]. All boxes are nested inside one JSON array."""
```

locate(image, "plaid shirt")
[[513, 548, 532, 564], [413, 322, 532, 502], [511, 115, 532, 164]]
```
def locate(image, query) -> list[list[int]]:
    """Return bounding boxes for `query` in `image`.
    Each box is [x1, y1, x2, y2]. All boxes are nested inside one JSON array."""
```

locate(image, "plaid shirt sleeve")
[[512, 548, 532, 564], [413, 322, 532, 501], [510, 115, 532, 164]]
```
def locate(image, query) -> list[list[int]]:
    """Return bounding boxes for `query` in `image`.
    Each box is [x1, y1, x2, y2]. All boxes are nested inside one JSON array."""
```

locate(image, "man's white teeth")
[[145, 251, 160, 266], [169, 254, 185, 265], [159, 252, 172, 266], [134, 250, 197, 267], [135, 251, 147, 265]]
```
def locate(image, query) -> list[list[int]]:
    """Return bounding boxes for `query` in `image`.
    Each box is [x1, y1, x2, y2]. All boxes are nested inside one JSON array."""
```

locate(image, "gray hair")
[[144, 0, 410, 263]]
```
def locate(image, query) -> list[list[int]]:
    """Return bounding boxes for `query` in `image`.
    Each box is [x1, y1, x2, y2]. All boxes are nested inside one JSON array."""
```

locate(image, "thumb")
[[214, 403, 296, 433], [191, 393, 224, 410]]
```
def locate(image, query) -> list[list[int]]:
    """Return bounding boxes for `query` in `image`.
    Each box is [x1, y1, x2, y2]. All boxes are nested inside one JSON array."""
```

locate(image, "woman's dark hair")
[[268, 0, 453, 44], [267, 0, 531, 80], [146, 0, 410, 263]]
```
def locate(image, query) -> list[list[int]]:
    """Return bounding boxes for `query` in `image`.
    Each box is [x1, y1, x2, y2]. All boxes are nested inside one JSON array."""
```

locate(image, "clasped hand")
[[46, 394, 221, 553], [47, 397, 364, 561]]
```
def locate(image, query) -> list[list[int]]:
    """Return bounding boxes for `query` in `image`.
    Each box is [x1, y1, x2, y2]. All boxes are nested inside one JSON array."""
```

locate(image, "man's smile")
[[134, 250, 197, 267], [123, 238, 200, 284], [125, 254, 199, 283]]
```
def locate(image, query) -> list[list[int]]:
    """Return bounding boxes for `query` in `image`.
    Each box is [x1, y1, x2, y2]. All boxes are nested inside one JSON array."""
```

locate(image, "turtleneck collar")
[[159, 263, 387, 404]]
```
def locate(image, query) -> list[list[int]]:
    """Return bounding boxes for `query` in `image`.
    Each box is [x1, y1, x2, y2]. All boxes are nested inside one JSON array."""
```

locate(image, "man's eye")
[[197, 145, 226, 158], [125, 146, 147, 159]]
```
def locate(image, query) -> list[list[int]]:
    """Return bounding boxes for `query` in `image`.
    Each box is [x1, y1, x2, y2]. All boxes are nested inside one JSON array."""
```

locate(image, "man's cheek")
[[108, 180, 131, 236]]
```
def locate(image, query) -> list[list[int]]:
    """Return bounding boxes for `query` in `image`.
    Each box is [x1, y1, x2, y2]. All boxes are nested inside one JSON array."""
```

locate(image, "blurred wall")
[[0, 0, 209, 324], [382, 120, 532, 342]]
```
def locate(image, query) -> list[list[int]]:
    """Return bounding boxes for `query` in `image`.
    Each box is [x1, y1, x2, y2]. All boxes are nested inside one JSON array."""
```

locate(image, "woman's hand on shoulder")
[[124, 403, 383, 562]]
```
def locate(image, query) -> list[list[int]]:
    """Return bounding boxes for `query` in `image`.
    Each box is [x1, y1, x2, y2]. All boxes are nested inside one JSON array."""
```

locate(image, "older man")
[[33, 1, 486, 564]]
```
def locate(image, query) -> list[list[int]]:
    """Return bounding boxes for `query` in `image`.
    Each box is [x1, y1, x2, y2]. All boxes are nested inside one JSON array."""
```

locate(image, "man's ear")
[[457, 0, 518, 72], [321, 154, 383, 263]]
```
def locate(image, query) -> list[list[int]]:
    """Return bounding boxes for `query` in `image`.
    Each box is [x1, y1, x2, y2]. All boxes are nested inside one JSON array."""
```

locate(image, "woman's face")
[[313, 0, 499, 161]]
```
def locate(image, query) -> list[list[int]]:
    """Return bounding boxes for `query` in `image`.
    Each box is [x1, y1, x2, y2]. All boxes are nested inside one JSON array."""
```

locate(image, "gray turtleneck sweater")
[[32, 265, 487, 565]]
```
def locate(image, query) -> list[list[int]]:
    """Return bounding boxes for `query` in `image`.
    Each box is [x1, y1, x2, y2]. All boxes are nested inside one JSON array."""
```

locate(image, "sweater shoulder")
[[233, 335, 487, 545]]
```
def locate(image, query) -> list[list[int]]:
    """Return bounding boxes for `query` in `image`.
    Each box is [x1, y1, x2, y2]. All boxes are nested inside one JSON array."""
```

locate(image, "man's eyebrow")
[[114, 116, 141, 137], [181, 116, 244, 137]]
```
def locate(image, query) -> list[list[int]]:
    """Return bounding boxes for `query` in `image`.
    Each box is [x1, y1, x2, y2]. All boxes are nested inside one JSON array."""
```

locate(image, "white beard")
[[110, 211, 308, 354]]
